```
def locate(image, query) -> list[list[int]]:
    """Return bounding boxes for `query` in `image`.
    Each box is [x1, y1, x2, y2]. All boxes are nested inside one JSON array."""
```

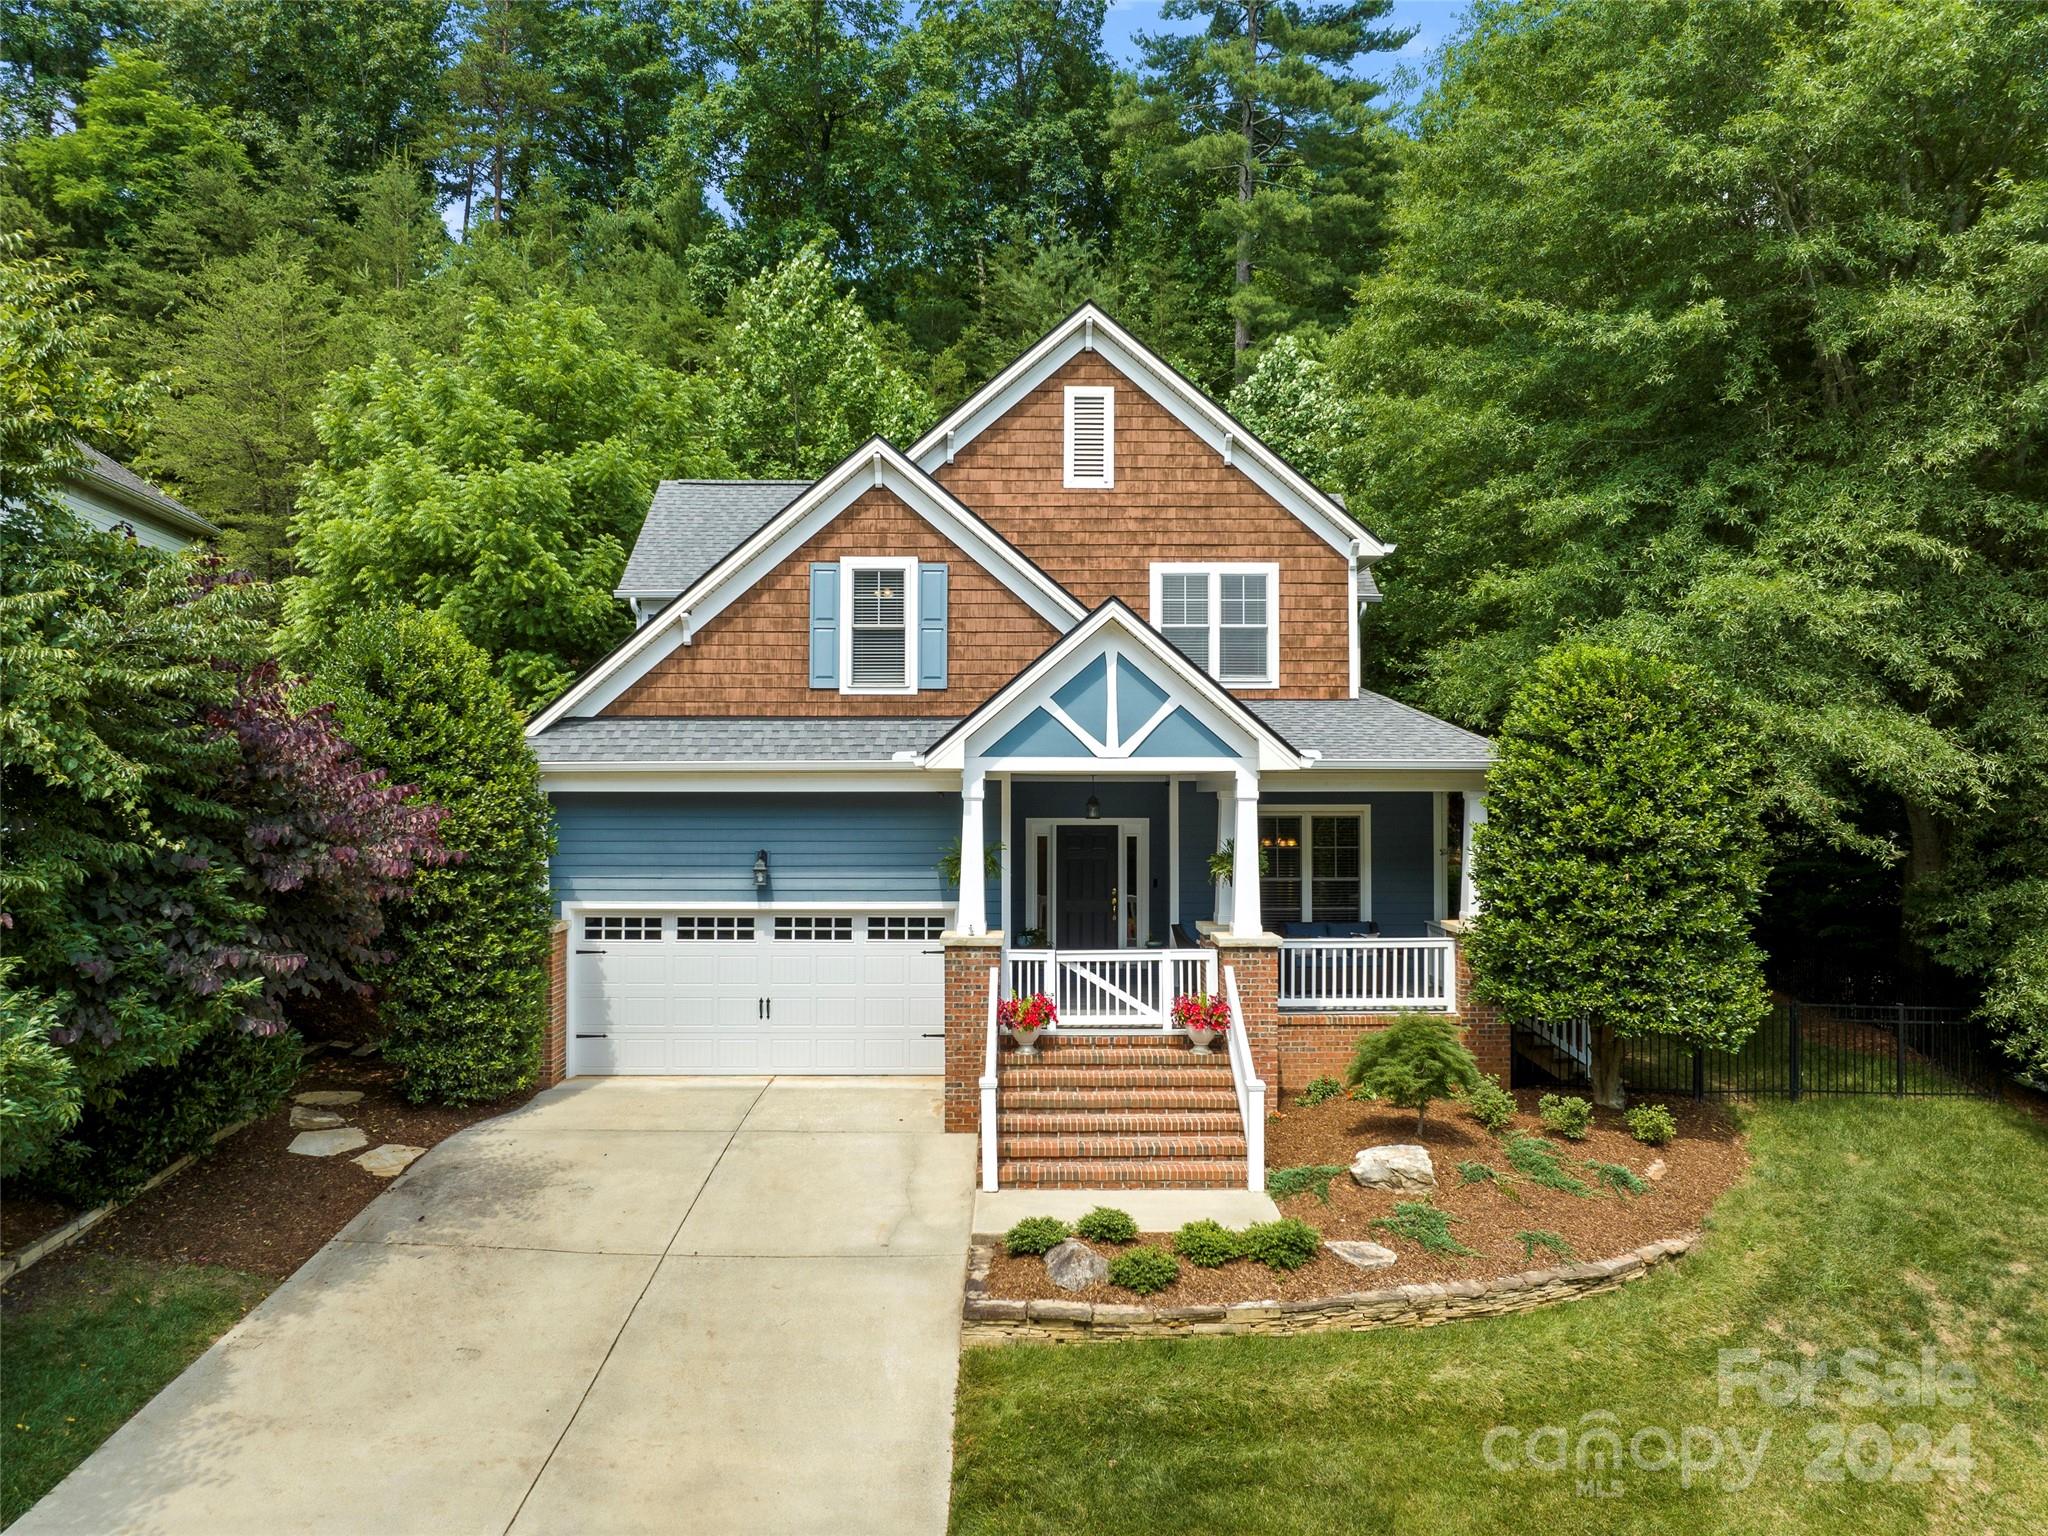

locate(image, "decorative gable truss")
[[527, 440, 1086, 736], [921, 601, 1306, 775]]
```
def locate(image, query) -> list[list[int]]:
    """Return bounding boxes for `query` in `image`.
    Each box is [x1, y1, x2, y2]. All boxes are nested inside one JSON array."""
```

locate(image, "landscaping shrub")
[[1075, 1206, 1138, 1244], [1584, 1159, 1646, 1196], [0, 967, 81, 1179], [1371, 1201, 1476, 1257], [1265, 1164, 1347, 1203], [302, 609, 554, 1104], [1294, 1075, 1345, 1107], [1456, 1160, 1499, 1185], [1517, 1230, 1574, 1263], [1172, 1219, 1243, 1268], [1344, 1014, 1481, 1133], [1003, 1216, 1072, 1257], [1462, 1078, 1517, 1133], [27, 1022, 301, 1205], [1626, 1104, 1678, 1145], [1240, 1218, 1322, 1271], [1503, 1133, 1591, 1196], [1108, 1246, 1181, 1295], [1538, 1093, 1593, 1140]]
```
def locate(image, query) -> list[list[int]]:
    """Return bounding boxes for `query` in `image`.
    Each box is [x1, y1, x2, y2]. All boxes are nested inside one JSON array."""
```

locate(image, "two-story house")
[[528, 307, 1501, 1191]]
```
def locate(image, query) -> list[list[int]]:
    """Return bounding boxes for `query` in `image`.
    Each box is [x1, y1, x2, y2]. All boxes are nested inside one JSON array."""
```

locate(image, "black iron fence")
[[1614, 1000, 2001, 1101]]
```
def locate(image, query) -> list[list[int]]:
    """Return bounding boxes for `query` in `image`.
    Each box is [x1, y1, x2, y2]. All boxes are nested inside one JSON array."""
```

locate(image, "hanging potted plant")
[[1171, 992, 1232, 1054], [997, 991, 1058, 1056]]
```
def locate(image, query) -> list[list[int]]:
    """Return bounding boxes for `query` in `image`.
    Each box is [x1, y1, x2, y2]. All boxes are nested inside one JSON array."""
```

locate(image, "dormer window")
[[1150, 563, 1279, 688], [1063, 385, 1114, 488], [840, 557, 917, 693]]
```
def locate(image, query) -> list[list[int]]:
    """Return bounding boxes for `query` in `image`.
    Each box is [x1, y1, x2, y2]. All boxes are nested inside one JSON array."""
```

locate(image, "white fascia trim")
[[527, 441, 1085, 735], [923, 602, 1305, 773], [907, 305, 1388, 560], [568, 900, 951, 913], [540, 767, 953, 794]]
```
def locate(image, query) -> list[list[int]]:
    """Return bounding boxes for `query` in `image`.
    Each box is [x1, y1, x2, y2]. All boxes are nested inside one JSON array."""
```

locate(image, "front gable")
[[605, 485, 1063, 717], [929, 345, 1362, 700]]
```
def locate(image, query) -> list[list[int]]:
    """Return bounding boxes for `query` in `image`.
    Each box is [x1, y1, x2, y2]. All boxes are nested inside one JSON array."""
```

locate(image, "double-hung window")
[[840, 557, 917, 694], [1257, 810, 1369, 923], [1149, 563, 1279, 687]]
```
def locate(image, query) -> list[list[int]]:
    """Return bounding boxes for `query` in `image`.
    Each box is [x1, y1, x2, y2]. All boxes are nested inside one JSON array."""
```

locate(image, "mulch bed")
[[2, 1045, 533, 1313], [982, 1088, 1745, 1307]]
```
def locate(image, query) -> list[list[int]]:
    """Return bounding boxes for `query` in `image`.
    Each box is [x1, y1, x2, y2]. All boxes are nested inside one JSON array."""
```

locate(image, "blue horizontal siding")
[[1178, 780, 1218, 927], [550, 793, 959, 909], [1263, 790, 1440, 936]]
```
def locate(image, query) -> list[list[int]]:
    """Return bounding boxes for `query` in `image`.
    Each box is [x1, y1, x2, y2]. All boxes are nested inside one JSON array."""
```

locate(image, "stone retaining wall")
[[961, 1233, 1698, 1345]]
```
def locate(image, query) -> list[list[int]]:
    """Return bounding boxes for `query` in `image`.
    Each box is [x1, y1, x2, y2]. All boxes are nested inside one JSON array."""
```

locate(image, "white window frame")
[[1256, 806, 1374, 924], [1148, 562, 1280, 689], [838, 556, 919, 696], [1063, 385, 1115, 489]]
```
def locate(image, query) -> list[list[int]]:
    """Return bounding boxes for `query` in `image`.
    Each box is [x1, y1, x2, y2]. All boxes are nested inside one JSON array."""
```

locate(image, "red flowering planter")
[[1171, 993, 1232, 1055], [997, 991, 1058, 1056]]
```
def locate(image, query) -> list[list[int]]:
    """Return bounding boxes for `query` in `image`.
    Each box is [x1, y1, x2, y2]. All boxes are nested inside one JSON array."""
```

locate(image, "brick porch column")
[[541, 918, 569, 1088], [1209, 932, 1281, 1089], [1443, 920, 1509, 1087], [943, 931, 1003, 1133]]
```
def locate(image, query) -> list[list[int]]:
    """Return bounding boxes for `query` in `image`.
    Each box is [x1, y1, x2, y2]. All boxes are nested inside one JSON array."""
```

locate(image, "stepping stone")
[[1324, 1240, 1398, 1271], [290, 1105, 346, 1130], [295, 1090, 364, 1107], [1645, 1158, 1668, 1182], [288, 1128, 369, 1157], [351, 1042, 381, 1058], [353, 1144, 426, 1179]]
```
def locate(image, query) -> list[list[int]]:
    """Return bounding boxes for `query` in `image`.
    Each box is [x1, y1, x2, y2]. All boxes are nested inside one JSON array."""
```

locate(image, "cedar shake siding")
[[603, 487, 1061, 717], [934, 350, 1355, 699]]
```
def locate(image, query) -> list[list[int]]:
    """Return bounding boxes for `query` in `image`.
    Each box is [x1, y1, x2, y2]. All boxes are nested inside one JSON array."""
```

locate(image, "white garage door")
[[570, 912, 948, 1075]]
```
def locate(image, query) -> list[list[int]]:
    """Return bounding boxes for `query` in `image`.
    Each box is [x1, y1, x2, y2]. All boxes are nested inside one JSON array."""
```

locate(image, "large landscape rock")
[[1043, 1238, 1109, 1292], [294, 1090, 364, 1107], [1324, 1240, 1398, 1272], [288, 1128, 369, 1157], [1350, 1143, 1437, 1192]]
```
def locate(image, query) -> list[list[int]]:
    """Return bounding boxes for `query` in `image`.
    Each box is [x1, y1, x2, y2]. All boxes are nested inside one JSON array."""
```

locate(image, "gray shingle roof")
[[533, 716, 961, 764], [76, 444, 219, 536], [615, 480, 810, 597], [1249, 695, 1493, 766]]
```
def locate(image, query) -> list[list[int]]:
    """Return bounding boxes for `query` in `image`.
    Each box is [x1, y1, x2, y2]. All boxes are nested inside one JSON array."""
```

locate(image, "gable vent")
[[1063, 385, 1114, 489]]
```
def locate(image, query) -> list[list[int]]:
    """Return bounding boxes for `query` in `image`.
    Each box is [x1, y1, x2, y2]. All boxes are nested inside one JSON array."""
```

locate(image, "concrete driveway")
[[13, 1078, 976, 1536]]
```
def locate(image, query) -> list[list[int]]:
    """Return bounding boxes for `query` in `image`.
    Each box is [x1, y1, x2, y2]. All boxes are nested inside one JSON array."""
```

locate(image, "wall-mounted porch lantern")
[[753, 850, 770, 888]]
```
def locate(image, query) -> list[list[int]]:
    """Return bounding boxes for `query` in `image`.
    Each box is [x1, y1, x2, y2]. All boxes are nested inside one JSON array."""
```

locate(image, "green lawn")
[[2, 1259, 273, 1527], [950, 1098, 2048, 1535]]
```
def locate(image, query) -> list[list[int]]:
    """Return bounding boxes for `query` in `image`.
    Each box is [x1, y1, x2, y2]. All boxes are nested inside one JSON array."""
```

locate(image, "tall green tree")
[[1329, 0, 2048, 1053], [712, 246, 932, 475], [286, 292, 724, 705], [141, 238, 358, 577], [1123, 1, 1410, 368], [0, 0, 138, 137], [1470, 645, 1770, 1107]]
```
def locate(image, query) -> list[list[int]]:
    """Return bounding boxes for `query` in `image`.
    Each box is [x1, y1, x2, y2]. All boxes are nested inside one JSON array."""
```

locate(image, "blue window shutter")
[[918, 563, 948, 690], [809, 563, 839, 688]]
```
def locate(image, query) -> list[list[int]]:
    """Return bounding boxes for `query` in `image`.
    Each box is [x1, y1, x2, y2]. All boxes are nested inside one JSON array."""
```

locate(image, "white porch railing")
[[979, 965, 1000, 1192], [1526, 1016, 1593, 1073], [1003, 948, 1218, 1028], [1222, 965, 1265, 1193], [1279, 937, 1458, 1012]]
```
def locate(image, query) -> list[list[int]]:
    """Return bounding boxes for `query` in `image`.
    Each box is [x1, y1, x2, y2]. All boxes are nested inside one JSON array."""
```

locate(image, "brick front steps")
[[995, 1033, 1246, 1190]]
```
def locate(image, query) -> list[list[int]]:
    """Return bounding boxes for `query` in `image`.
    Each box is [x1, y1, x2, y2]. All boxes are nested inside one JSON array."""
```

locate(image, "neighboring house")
[[55, 445, 219, 553], [529, 307, 1501, 1190]]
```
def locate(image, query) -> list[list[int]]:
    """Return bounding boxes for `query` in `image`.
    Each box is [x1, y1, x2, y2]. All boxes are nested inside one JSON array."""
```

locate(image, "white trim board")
[[909, 305, 1389, 561], [527, 440, 1086, 735]]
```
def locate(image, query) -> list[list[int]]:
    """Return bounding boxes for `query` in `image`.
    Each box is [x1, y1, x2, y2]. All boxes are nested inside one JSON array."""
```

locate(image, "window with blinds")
[[845, 562, 910, 690], [1063, 386, 1114, 487], [1150, 565, 1278, 686], [1258, 813, 1367, 923]]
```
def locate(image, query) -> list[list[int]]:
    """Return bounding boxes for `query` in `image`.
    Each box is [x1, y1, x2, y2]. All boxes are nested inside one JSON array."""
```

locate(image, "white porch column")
[[1231, 768, 1262, 937], [1460, 790, 1487, 920], [1214, 785, 1234, 925], [959, 766, 987, 936]]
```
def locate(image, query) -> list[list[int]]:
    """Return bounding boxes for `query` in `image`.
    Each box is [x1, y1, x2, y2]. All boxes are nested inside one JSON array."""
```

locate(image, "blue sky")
[[1101, 1, 1464, 95]]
